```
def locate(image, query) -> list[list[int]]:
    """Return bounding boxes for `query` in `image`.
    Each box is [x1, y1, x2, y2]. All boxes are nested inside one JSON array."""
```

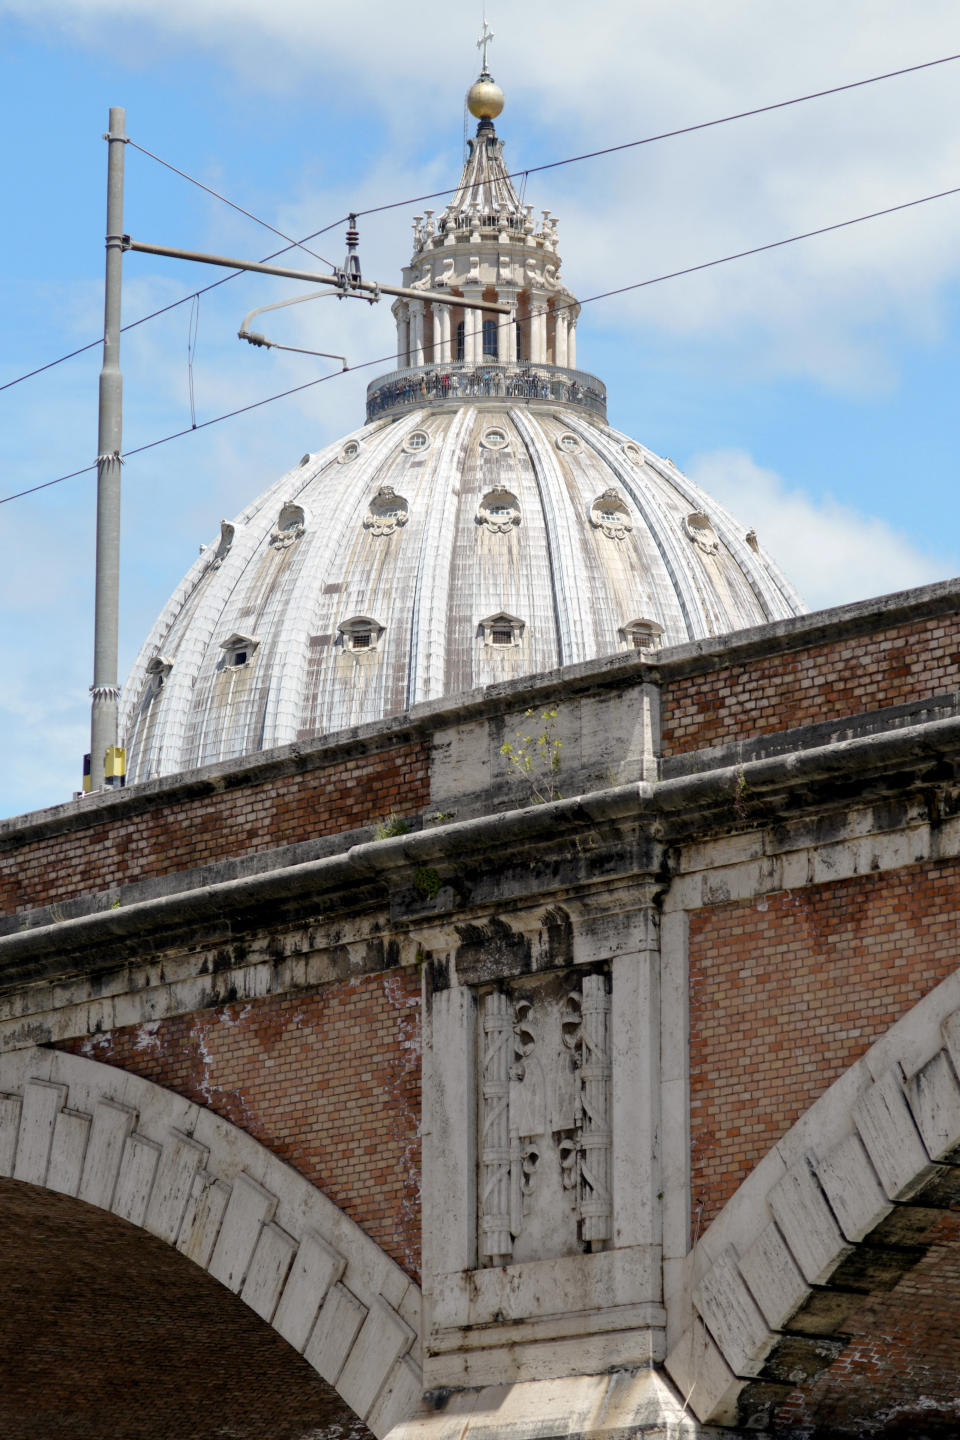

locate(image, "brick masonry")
[[0, 738, 429, 916], [0, 1179, 371, 1440], [770, 1211, 960, 1437], [661, 613, 960, 755], [689, 860, 960, 1230], [58, 967, 423, 1281]]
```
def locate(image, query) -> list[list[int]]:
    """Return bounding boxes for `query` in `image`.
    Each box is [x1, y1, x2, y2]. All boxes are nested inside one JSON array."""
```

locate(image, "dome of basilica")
[[120, 68, 805, 783]]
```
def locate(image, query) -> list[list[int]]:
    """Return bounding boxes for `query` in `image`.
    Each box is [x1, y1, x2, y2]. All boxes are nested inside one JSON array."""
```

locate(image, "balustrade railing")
[[365, 361, 607, 422]]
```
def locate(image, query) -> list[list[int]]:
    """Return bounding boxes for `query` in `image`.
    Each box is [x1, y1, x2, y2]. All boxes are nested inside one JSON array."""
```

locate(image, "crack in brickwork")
[[57, 969, 423, 1281], [689, 860, 960, 1230], [0, 739, 429, 916], [662, 616, 960, 755]]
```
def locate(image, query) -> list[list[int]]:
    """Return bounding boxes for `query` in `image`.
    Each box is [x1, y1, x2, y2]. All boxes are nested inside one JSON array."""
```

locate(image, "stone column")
[[395, 302, 409, 367], [438, 305, 452, 364], [498, 292, 517, 363], [463, 289, 483, 364], [409, 300, 425, 368], [531, 304, 547, 364], [568, 315, 577, 369], [554, 307, 569, 368], [430, 304, 443, 364]]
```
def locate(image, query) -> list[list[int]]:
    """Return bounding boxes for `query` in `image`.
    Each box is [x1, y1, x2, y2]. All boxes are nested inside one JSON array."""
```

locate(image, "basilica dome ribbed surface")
[[120, 66, 805, 783]]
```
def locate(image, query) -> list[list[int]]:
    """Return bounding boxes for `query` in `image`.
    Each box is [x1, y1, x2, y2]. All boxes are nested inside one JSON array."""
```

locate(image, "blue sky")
[[2, 1, 959, 818]]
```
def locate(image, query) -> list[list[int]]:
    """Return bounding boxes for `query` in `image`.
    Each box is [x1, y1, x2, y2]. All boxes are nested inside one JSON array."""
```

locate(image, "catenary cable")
[[2, 47, 958, 397], [4, 176, 959, 508], [125, 139, 338, 269]]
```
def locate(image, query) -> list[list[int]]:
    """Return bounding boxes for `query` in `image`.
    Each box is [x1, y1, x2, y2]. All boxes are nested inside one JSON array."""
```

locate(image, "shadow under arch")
[[0, 1047, 421, 1438], [665, 969, 960, 1433]]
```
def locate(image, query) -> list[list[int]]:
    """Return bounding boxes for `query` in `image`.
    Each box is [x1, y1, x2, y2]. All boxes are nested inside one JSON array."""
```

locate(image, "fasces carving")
[[480, 991, 513, 1262], [478, 971, 612, 1264]]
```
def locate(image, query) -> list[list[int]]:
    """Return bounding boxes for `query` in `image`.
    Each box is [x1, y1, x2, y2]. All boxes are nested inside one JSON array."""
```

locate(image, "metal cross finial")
[[477, 17, 494, 71]]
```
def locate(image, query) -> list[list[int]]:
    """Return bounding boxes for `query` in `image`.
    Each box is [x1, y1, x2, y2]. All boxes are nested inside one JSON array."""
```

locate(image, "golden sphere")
[[467, 78, 505, 120]]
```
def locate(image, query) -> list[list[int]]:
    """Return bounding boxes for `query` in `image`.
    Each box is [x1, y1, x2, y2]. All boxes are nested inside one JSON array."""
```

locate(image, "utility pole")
[[89, 106, 126, 793]]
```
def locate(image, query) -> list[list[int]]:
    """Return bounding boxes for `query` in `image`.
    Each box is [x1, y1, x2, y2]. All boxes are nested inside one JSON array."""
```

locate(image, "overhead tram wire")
[[124, 139, 338, 270], [0, 217, 347, 396], [352, 48, 960, 219], [5, 175, 960, 510], [3, 46, 959, 397]]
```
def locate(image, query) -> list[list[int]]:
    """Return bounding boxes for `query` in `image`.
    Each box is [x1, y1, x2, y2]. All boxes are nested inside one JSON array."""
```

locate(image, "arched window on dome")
[[482, 319, 498, 360], [456, 321, 465, 362]]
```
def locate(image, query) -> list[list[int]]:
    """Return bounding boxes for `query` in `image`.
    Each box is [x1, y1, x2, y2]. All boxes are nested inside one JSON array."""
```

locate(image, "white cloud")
[[4, 0, 960, 389], [687, 448, 958, 611]]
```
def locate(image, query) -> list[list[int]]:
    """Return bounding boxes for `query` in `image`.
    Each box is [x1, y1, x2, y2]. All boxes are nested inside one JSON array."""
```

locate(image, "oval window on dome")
[[684, 511, 720, 555], [622, 442, 643, 465], [556, 432, 581, 454], [338, 440, 361, 464], [477, 489, 521, 533], [404, 429, 431, 454], [481, 427, 509, 450], [590, 489, 632, 541]]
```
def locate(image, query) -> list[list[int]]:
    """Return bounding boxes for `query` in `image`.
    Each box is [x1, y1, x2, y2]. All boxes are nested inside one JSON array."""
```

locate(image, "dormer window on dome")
[[590, 489, 632, 541], [145, 654, 173, 691], [206, 519, 235, 571], [404, 430, 431, 454], [684, 512, 720, 555], [556, 432, 582, 454], [338, 440, 361, 464], [481, 427, 509, 450], [477, 489, 521, 533], [621, 619, 663, 653], [338, 616, 385, 653], [220, 633, 260, 669], [269, 504, 305, 551], [480, 612, 524, 648], [364, 486, 409, 536]]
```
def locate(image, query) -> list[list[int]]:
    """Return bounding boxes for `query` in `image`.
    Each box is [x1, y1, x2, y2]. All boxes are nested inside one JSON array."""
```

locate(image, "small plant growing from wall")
[[374, 814, 409, 840], [500, 708, 563, 805], [413, 866, 442, 899]]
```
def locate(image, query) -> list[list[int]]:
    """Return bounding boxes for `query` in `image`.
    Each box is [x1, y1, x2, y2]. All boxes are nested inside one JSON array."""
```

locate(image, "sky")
[[2, 1, 959, 819]]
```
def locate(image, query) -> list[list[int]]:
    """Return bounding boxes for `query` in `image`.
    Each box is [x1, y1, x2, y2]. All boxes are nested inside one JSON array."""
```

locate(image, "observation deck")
[[365, 361, 607, 423]]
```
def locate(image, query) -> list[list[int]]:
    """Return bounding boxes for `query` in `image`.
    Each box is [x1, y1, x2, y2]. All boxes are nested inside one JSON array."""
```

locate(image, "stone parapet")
[[365, 361, 606, 421]]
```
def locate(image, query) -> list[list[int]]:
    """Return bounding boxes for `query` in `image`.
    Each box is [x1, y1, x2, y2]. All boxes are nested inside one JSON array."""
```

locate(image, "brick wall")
[[0, 1182, 367, 1440], [662, 613, 960, 755], [770, 1211, 960, 1436], [689, 860, 960, 1230], [58, 967, 422, 1280], [0, 739, 429, 916]]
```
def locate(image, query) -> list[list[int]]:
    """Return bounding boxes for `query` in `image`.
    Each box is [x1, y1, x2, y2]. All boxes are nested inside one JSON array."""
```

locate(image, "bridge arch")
[[665, 967, 960, 1430], [0, 1046, 421, 1438]]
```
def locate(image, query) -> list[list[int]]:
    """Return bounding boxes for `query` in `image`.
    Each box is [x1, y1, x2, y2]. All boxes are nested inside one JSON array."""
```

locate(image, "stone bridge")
[[4, 578, 960, 1438]]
